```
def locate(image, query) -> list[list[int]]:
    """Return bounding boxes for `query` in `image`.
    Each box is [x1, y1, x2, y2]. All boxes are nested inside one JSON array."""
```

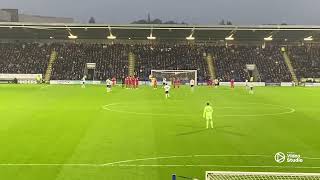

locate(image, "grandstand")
[[0, 23, 320, 83], [0, 22, 320, 180]]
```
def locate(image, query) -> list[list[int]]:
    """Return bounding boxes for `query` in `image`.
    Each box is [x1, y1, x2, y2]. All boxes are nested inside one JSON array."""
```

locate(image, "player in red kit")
[[135, 77, 139, 89], [230, 79, 235, 88], [111, 77, 116, 86], [131, 76, 135, 89], [128, 76, 131, 89], [207, 79, 213, 87], [131, 76, 136, 89], [129, 76, 134, 89], [174, 78, 180, 88]]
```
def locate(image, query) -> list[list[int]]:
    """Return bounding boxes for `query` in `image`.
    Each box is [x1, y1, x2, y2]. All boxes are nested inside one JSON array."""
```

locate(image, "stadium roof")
[[0, 22, 320, 42]]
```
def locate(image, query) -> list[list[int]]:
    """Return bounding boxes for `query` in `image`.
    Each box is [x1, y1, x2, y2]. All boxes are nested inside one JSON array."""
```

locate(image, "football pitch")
[[0, 84, 320, 180]]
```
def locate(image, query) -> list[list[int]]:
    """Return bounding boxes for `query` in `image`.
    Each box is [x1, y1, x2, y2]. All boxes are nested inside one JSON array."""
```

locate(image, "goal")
[[206, 171, 320, 180], [150, 70, 197, 85]]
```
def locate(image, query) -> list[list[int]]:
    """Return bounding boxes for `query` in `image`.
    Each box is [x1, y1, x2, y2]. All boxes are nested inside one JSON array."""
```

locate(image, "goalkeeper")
[[203, 102, 214, 129]]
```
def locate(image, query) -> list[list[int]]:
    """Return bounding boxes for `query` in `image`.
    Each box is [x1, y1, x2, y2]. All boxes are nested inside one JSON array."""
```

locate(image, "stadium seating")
[[1, 42, 318, 82], [288, 46, 320, 80], [211, 45, 292, 82], [0, 43, 51, 74], [51, 44, 128, 80]]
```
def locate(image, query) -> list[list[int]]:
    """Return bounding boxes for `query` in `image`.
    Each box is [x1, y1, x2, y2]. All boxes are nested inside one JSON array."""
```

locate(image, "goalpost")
[[206, 171, 320, 180], [150, 70, 197, 85]]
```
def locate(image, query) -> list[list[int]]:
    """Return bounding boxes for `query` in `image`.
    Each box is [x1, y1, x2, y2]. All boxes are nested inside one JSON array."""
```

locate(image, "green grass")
[[0, 84, 320, 180]]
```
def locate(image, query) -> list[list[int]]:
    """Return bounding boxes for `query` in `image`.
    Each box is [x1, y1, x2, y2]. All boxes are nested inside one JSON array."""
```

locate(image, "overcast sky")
[[1, 0, 319, 25]]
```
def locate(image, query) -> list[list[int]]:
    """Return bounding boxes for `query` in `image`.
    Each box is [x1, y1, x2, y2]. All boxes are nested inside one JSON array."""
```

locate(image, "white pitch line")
[[0, 154, 320, 169], [102, 155, 193, 166], [115, 165, 320, 169], [303, 157, 320, 160], [102, 104, 187, 117], [102, 103, 296, 117], [1, 154, 319, 167], [101, 154, 277, 166], [194, 154, 271, 157], [0, 163, 100, 167]]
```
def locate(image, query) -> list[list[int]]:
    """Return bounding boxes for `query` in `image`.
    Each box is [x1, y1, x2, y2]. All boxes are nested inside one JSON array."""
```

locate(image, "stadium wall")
[[37, 80, 320, 87], [304, 83, 320, 87], [220, 82, 266, 86], [281, 82, 294, 87], [0, 74, 42, 84], [0, 74, 42, 80], [50, 80, 101, 85]]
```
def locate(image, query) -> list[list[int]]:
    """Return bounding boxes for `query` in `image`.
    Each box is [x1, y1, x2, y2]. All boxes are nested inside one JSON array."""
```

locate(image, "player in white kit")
[[162, 78, 167, 86], [249, 82, 254, 94], [190, 79, 195, 92], [164, 83, 171, 99], [81, 75, 87, 88], [106, 79, 112, 93], [245, 79, 249, 90]]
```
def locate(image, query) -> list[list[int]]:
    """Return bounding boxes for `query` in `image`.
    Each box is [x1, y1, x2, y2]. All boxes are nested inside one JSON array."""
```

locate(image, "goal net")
[[206, 171, 320, 180], [150, 70, 197, 85]]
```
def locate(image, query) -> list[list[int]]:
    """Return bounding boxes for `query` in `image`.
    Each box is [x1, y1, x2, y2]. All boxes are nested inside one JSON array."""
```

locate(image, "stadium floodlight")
[[147, 32, 156, 40], [68, 35, 78, 39], [147, 29, 156, 40], [186, 28, 195, 40], [225, 34, 234, 41], [107, 34, 116, 40], [68, 33, 78, 39], [107, 26, 116, 40], [147, 36, 156, 40], [186, 35, 195, 40], [304, 36, 313, 41], [264, 35, 273, 41], [67, 29, 78, 39]]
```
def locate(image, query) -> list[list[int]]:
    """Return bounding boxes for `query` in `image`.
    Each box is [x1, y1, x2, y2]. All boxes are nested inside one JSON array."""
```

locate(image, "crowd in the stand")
[[132, 44, 208, 81], [0, 42, 319, 83], [288, 46, 320, 79], [211, 46, 292, 82], [0, 43, 51, 75], [51, 44, 128, 80]]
